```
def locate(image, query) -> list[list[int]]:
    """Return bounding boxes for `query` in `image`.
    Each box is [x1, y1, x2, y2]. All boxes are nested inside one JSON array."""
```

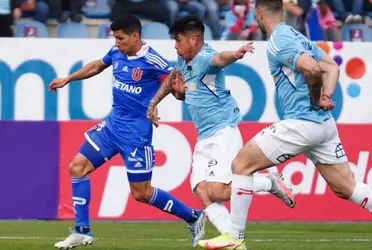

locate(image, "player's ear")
[[133, 31, 140, 41], [191, 34, 197, 46]]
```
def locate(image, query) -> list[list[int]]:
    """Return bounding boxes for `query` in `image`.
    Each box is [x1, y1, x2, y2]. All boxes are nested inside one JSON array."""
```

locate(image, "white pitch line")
[[0, 237, 371, 242]]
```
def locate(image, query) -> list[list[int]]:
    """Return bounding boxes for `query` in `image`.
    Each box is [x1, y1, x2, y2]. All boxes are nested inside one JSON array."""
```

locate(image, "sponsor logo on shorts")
[[277, 154, 295, 163], [134, 162, 143, 168], [130, 148, 138, 157], [128, 157, 144, 162], [208, 159, 218, 167], [335, 143, 346, 158], [208, 170, 215, 176], [260, 125, 276, 136]]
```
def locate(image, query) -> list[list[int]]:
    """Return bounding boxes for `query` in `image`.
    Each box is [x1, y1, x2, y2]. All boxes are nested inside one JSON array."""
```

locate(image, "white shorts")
[[253, 118, 348, 165], [190, 126, 243, 192]]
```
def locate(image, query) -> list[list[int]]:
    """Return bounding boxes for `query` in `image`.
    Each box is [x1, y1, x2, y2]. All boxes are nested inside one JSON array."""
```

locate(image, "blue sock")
[[148, 188, 199, 223], [71, 176, 91, 233]]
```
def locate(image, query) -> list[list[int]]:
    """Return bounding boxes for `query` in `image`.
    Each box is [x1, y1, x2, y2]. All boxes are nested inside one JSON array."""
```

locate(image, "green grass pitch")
[[0, 221, 371, 249]]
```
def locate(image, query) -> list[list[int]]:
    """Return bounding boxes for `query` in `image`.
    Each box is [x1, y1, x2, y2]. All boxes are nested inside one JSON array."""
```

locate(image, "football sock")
[[253, 176, 272, 192], [71, 177, 91, 233], [148, 187, 199, 223], [205, 202, 230, 234], [349, 182, 372, 212], [229, 174, 253, 240]]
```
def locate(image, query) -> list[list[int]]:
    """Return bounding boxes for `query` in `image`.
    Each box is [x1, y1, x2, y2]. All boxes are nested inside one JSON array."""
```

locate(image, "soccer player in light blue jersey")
[[202, 1, 372, 249], [147, 16, 295, 245], [48, 15, 205, 249]]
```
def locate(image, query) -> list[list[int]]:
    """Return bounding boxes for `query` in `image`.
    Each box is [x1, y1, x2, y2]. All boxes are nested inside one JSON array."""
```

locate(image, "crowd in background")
[[1, 0, 372, 41]]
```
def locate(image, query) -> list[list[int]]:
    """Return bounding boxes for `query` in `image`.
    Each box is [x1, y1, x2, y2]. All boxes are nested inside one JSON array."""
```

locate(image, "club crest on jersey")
[[132, 68, 143, 81], [187, 82, 197, 92]]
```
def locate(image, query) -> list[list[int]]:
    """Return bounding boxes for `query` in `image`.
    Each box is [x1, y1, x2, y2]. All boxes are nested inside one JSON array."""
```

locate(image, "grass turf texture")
[[0, 221, 371, 249]]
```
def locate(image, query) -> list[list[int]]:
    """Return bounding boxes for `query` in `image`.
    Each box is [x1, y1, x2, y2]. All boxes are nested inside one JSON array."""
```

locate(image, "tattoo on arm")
[[152, 70, 177, 104], [304, 65, 323, 105]]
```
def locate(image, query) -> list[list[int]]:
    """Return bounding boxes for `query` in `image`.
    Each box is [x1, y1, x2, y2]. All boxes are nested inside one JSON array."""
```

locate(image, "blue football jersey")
[[102, 44, 172, 146], [267, 22, 331, 123], [176, 43, 241, 140]]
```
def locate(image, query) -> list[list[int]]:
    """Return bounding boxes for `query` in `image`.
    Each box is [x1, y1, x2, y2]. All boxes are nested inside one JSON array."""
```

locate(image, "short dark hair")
[[255, 0, 283, 12], [169, 16, 204, 38], [110, 14, 142, 35]]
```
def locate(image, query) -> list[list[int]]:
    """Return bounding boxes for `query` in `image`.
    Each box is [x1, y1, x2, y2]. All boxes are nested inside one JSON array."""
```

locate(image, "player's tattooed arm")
[[318, 54, 340, 98], [171, 71, 186, 101], [296, 53, 323, 104], [150, 70, 177, 105], [147, 70, 177, 127], [212, 42, 255, 68], [296, 53, 336, 110]]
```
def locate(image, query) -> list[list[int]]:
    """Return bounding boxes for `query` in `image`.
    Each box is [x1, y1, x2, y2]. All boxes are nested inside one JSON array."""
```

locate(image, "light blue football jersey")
[[267, 22, 331, 123], [175, 43, 241, 140]]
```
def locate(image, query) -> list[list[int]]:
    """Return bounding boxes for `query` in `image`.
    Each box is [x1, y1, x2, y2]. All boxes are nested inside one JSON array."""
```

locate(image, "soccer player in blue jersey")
[[48, 15, 205, 249], [201, 0, 372, 249], [147, 15, 296, 245]]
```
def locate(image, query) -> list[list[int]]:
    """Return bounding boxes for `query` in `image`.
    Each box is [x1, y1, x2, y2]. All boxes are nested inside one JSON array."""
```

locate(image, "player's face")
[[113, 30, 138, 55], [173, 33, 194, 60], [255, 8, 267, 35]]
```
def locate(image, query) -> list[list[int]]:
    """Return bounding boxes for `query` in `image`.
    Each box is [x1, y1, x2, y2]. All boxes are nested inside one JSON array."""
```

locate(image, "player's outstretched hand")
[[318, 94, 335, 111], [147, 100, 160, 128], [172, 71, 186, 94], [48, 77, 69, 92], [234, 42, 255, 60]]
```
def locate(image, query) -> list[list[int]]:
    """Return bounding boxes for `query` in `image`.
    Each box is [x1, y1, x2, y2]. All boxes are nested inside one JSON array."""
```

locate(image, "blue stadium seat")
[[98, 22, 113, 39], [142, 22, 171, 40], [82, 0, 110, 19], [15, 20, 48, 38], [204, 24, 213, 40], [57, 22, 89, 38], [341, 24, 372, 42]]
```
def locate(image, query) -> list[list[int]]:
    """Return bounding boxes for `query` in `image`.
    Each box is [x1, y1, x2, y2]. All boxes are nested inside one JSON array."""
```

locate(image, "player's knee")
[[195, 183, 213, 207], [69, 161, 88, 178], [207, 183, 230, 202], [130, 186, 153, 203], [195, 183, 208, 198]]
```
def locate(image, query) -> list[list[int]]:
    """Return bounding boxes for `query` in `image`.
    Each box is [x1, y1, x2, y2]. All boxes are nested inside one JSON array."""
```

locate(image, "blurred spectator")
[[163, 0, 206, 26], [0, 0, 22, 37], [199, 0, 227, 39], [47, 0, 82, 23], [221, 0, 261, 40], [282, 0, 304, 29], [21, 0, 49, 23], [316, 0, 340, 41], [110, 0, 169, 24], [328, 0, 363, 24]]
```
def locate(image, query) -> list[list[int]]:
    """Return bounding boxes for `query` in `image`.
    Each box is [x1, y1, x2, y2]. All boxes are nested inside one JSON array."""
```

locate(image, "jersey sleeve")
[[151, 55, 173, 83], [269, 35, 305, 71], [102, 47, 114, 66], [197, 50, 218, 73], [312, 42, 326, 62]]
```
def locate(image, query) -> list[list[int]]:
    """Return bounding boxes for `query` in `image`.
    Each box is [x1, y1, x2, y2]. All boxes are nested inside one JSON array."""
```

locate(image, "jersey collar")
[[127, 43, 150, 60], [272, 22, 286, 36], [186, 43, 208, 66]]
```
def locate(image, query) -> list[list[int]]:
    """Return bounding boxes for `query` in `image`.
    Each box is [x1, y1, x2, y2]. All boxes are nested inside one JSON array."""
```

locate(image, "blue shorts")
[[78, 121, 155, 182]]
